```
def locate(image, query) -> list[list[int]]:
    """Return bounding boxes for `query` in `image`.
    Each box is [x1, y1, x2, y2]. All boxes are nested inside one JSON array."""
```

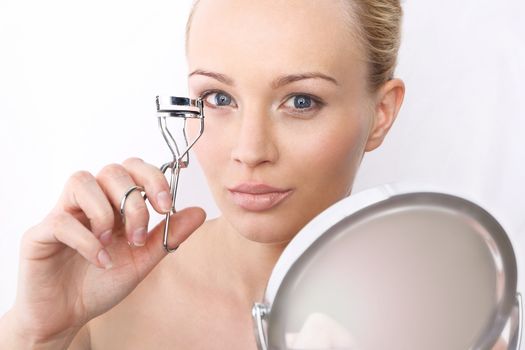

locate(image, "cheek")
[[190, 118, 231, 178], [322, 124, 365, 171], [288, 117, 367, 197]]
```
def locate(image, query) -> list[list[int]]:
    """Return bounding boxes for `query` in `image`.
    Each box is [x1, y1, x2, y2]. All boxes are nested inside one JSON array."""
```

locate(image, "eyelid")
[[198, 89, 226, 100], [281, 93, 325, 114], [197, 89, 324, 116], [199, 89, 238, 108]]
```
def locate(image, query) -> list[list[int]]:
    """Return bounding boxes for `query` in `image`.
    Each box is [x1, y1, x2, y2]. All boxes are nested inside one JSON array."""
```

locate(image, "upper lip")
[[228, 183, 291, 194]]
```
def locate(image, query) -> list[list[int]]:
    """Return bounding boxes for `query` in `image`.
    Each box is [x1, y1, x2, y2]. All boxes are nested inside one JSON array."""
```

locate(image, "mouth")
[[227, 183, 294, 212]]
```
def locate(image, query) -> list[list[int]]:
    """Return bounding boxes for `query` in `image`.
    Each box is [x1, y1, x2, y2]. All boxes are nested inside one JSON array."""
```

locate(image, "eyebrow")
[[271, 72, 339, 89], [188, 69, 339, 88], [189, 70, 235, 86]]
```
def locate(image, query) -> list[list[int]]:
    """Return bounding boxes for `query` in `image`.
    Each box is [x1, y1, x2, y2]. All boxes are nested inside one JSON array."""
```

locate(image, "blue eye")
[[293, 95, 312, 109], [202, 91, 234, 107], [214, 92, 232, 106], [283, 94, 321, 114]]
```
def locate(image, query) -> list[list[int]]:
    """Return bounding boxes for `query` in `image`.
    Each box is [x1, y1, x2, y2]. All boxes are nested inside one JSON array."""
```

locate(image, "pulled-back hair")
[[185, 0, 403, 92]]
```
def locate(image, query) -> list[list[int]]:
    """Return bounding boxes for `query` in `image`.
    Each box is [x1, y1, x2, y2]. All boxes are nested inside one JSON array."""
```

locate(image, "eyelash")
[[199, 89, 236, 108], [198, 89, 325, 115], [283, 93, 325, 115]]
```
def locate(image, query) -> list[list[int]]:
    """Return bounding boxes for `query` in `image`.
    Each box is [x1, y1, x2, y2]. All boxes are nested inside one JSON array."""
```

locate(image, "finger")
[[132, 207, 206, 276], [162, 207, 207, 251], [28, 212, 113, 269], [54, 171, 114, 244], [96, 164, 149, 247], [122, 157, 172, 214]]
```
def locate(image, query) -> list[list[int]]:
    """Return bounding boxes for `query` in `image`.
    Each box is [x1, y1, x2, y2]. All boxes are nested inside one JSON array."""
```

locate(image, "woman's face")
[[187, 0, 375, 244]]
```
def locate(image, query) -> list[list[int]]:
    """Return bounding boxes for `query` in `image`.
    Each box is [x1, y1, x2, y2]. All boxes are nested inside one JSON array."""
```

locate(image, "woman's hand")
[[7, 157, 206, 346]]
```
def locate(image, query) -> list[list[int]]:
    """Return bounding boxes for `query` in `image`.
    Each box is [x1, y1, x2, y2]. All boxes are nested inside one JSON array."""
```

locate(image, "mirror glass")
[[266, 193, 517, 350]]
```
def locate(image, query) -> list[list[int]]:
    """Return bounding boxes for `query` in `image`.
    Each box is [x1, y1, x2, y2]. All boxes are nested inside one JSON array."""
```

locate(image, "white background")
[[1, 0, 524, 337]]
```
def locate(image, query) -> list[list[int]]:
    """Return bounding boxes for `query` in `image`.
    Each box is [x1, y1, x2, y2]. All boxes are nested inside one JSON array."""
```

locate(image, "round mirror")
[[253, 184, 522, 350]]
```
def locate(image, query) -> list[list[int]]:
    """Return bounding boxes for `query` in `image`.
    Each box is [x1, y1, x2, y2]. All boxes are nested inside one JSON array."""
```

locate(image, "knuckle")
[[122, 157, 144, 167], [124, 201, 149, 223], [143, 173, 168, 193], [97, 163, 129, 181], [151, 170, 169, 187], [91, 208, 114, 228], [46, 212, 71, 232], [69, 170, 95, 186], [21, 224, 39, 247]]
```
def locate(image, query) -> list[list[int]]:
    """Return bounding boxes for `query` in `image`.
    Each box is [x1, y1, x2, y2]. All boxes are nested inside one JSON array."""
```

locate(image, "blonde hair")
[[350, 0, 403, 91], [185, 0, 402, 92]]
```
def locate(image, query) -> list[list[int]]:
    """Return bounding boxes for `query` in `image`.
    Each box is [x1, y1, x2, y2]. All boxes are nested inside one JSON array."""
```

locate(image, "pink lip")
[[227, 183, 293, 212]]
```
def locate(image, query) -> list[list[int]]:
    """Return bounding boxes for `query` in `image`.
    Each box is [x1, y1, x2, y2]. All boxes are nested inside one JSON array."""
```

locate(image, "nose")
[[230, 106, 279, 168]]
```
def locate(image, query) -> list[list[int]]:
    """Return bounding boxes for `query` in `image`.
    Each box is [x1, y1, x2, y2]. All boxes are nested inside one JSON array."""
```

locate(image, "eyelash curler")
[[155, 96, 205, 252]]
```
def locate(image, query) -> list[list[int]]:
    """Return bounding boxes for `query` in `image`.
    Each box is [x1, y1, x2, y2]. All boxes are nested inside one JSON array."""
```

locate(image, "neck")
[[209, 216, 289, 304]]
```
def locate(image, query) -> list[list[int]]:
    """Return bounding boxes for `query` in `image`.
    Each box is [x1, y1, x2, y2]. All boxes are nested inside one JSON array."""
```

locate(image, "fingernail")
[[157, 191, 172, 213], [133, 227, 147, 247], [98, 249, 113, 269], [100, 230, 112, 246]]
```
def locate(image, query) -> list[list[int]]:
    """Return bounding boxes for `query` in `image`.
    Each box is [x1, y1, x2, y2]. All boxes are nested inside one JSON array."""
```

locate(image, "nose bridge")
[[231, 104, 278, 167]]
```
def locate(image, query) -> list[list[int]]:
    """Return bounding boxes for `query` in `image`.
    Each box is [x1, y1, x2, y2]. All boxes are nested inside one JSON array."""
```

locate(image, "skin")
[[184, 0, 404, 304], [0, 0, 404, 349]]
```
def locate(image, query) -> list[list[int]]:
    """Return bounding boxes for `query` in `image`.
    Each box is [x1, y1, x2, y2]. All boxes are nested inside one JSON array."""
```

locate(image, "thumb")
[[152, 206, 207, 252], [134, 207, 206, 275]]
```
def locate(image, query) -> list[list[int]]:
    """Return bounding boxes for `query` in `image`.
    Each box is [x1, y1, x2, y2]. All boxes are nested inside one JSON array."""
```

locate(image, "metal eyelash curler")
[[155, 96, 205, 253]]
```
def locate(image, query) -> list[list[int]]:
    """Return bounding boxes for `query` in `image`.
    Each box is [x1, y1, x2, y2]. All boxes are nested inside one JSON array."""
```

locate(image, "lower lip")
[[228, 190, 293, 212]]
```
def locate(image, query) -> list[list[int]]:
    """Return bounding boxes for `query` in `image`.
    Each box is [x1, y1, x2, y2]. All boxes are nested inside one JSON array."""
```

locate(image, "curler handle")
[[160, 160, 182, 253]]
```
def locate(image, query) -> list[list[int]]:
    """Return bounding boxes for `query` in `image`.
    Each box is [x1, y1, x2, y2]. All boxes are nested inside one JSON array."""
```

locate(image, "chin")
[[222, 206, 313, 245], [214, 185, 349, 244]]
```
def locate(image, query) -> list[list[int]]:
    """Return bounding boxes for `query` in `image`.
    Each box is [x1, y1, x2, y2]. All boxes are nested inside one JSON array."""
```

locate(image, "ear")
[[364, 78, 405, 152]]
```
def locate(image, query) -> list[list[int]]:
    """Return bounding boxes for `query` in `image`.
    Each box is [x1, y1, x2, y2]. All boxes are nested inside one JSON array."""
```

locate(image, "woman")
[[0, 0, 405, 348]]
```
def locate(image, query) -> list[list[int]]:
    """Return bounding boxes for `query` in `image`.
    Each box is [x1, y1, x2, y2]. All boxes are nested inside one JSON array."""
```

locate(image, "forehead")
[[187, 0, 366, 84]]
